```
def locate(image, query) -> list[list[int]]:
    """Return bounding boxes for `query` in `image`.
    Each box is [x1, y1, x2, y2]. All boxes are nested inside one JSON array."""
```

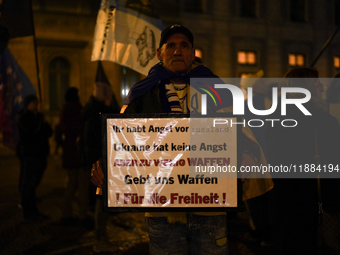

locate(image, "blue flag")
[[0, 48, 36, 149]]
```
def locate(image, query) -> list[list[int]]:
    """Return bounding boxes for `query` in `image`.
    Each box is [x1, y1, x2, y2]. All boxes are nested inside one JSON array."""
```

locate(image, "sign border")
[[102, 113, 243, 212]]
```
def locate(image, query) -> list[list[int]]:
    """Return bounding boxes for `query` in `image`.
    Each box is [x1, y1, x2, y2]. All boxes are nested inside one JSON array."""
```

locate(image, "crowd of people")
[[15, 24, 340, 255], [17, 65, 121, 252]]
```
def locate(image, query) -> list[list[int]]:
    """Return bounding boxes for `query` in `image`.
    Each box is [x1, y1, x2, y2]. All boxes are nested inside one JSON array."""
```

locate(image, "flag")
[[91, 0, 164, 76], [0, 0, 39, 95], [0, 48, 36, 149]]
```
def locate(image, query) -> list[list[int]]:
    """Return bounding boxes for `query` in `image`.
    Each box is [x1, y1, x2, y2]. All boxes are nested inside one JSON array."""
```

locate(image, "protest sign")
[[102, 114, 242, 212]]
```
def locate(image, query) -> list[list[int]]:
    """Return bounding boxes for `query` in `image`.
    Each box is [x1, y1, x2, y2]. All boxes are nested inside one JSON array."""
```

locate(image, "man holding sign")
[[92, 24, 272, 254]]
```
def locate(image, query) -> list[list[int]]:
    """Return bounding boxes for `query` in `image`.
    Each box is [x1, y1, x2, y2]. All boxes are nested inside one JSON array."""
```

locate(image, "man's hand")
[[91, 159, 104, 188], [240, 152, 257, 182]]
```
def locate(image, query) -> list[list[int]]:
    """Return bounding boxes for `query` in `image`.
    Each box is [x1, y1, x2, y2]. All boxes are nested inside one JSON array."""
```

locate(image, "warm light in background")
[[238, 51, 246, 64], [195, 48, 203, 59], [334, 56, 340, 68], [296, 54, 304, 66], [289, 53, 305, 66], [237, 51, 256, 65], [289, 54, 296, 66], [247, 52, 256, 64]]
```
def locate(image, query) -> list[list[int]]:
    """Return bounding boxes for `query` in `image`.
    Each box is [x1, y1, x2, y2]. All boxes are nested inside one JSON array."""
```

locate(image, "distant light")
[[247, 52, 256, 64], [121, 88, 129, 96], [195, 48, 203, 59], [238, 51, 247, 64], [289, 53, 305, 67], [238, 51, 256, 65], [289, 54, 296, 66], [297, 54, 304, 66], [334, 56, 340, 68]]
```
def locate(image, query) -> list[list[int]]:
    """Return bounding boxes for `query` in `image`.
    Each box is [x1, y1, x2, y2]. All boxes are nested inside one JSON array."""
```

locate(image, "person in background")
[[240, 70, 271, 248], [266, 67, 340, 255], [327, 72, 340, 104], [53, 123, 63, 155], [327, 73, 340, 126], [17, 95, 53, 223], [82, 81, 120, 253], [59, 87, 92, 228], [241, 70, 268, 159]]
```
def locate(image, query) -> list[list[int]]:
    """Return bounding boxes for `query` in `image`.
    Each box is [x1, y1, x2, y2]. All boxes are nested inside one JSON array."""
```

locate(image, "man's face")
[[157, 33, 195, 74]]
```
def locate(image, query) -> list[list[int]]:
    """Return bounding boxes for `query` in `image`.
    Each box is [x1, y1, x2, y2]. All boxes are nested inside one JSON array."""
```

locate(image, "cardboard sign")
[[102, 114, 241, 212]]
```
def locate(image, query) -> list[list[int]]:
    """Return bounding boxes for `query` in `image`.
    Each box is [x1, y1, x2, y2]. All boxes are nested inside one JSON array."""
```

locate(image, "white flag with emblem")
[[91, 0, 164, 76]]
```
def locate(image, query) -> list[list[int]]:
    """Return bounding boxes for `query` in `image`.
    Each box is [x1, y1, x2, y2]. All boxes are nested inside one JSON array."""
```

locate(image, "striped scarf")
[[165, 83, 188, 113]]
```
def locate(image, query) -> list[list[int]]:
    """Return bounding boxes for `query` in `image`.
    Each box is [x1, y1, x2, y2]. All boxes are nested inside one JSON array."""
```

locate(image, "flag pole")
[[310, 26, 340, 67], [28, 0, 42, 101], [122, 67, 128, 103]]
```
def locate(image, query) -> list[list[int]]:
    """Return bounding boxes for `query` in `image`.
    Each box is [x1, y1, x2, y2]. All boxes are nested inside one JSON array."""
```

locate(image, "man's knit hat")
[[159, 24, 194, 48]]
